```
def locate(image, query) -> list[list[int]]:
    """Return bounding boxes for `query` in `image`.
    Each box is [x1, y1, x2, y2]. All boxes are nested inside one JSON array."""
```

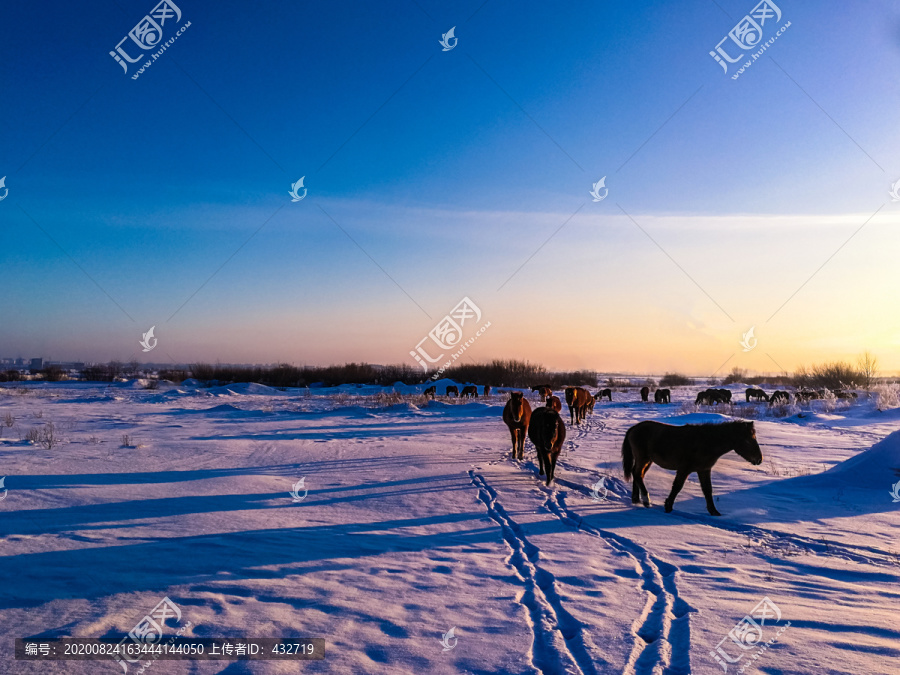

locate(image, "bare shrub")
[[857, 351, 878, 390], [794, 361, 861, 390], [660, 373, 692, 387], [3, 413, 14, 427], [25, 422, 60, 449], [33, 410, 43, 419], [873, 383, 900, 411], [41, 422, 60, 449], [722, 367, 747, 385], [121, 434, 134, 448]]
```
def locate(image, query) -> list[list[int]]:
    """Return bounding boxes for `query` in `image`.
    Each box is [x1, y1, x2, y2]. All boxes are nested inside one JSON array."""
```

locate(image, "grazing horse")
[[795, 390, 819, 402], [769, 390, 791, 404], [446, 385, 459, 397], [529, 406, 566, 485], [622, 420, 762, 515], [503, 392, 532, 460], [640, 386, 650, 402], [654, 388, 671, 404], [565, 387, 593, 425], [461, 385, 478, 399], [746, 388, 769, 402], [594, 388, 612, 402], [483, 385, 491, 398], [546, 395, 562, 412], [696, 389, 728, 405], [834, 390, 858, 400], [424, 385, 436, 399]]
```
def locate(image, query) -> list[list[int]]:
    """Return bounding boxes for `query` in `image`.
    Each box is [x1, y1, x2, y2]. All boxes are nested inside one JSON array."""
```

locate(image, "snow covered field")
[[1, 380, 899, 674]]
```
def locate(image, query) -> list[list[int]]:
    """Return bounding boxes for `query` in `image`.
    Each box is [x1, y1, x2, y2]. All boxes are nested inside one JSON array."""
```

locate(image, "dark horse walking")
[[529, 406, 566, 485], [622, 420, 762, 515], [503, 392, 532, 460]]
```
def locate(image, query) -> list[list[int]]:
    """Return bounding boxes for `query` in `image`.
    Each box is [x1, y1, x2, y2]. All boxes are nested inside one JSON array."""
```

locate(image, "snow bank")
[[825, 429, 900, 482]]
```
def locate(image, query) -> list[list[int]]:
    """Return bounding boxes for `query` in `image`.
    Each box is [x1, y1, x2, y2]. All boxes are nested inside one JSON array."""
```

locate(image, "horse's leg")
[[698, 470, 721, 516], [509, 427, 518, 456], [516, 428, 524, 460], [548, 452, 558, 485], [537, 447, 545, 476], [637, 463, 652, 507], [664, 469, 689, 513]]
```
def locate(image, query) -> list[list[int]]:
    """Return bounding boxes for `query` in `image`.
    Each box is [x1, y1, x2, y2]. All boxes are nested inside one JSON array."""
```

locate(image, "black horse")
[[622, 420, 762, 515]]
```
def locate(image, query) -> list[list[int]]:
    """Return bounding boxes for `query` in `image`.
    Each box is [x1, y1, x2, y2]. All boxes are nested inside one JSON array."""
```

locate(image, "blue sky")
[[2, 0, 900, 373]]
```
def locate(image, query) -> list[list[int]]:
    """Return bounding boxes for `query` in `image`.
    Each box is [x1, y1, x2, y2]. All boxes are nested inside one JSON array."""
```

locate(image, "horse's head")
[[509, 391, 525, 421], [565, 387, 576, 405], [532, 409, 560, 446], [733, 421, 763, 465]]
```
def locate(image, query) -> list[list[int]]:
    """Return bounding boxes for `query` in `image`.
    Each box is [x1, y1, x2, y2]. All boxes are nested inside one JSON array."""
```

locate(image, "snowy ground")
[[1, 380, 899, 674]]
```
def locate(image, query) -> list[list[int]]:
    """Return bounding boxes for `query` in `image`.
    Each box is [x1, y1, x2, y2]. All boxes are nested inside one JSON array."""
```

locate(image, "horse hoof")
[[709, 510, 722, 516], [664, 504, 673, 513], [642, 502, 651, 508]]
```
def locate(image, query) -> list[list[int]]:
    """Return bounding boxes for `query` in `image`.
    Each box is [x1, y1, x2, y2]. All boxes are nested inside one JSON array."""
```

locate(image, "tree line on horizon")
[[0, 353, 883, 391]]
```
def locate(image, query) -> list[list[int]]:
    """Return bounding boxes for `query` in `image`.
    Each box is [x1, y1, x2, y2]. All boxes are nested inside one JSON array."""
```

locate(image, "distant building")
[[30, 358, 43, 371]]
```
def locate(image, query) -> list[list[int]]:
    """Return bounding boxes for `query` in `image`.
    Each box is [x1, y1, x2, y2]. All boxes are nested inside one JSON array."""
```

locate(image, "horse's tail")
[[622, 429, 634, 480]]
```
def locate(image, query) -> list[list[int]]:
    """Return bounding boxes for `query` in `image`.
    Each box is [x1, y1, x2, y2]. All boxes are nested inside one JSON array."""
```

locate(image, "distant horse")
[[717, 389, 732, 403], [640, 386, 650, 402], [461, 385, 478, 398], [565, 386, 593, 425], [834, 390, 858, 400], [795, 390, 819, 402], [546, 395, 562, 412], [424, 385, 436, 399], [503, 392, 533, 460], [746, 388, 769, 402], [622, 420, 762, 515], [529, 406, 566, 485], [769, 390, 791, 404], [696, 389, 723, 405], [483, 385, 492, 398], [531, 385, 553, 401], [446, 385, 459, 397], [595, 388, 612, 402], [654, 388, 671, 404]]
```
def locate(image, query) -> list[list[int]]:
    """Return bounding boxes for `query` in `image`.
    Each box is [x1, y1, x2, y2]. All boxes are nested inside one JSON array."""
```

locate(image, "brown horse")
[[529, 406, 566, 485], [564, 386, 592, 425], [640, 386, 650, 402], [503, 392, 532, 460], [594, 388, 612, 402], [461, 385, 478, 398], [424, 385, 436, 399], [483, 385, 491, 398], [622, 420, 762, 515], [654, 388, 671, 404], [531, 385, 552, 401], [446, 385, 459, 397], [546, 395, 562, 412]]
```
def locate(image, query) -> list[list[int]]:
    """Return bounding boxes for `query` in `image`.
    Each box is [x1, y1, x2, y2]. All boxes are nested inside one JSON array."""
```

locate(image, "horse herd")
[[499, 386, 764, 515], [703, 387, 859, 405]]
